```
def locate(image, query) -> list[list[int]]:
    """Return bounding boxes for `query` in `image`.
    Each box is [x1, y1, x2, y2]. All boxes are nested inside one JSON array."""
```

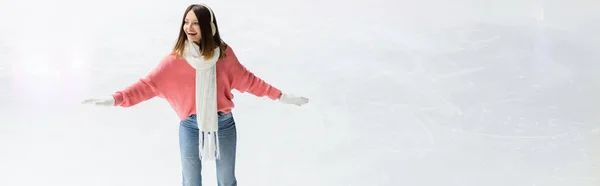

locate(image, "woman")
[[82, 4, 309, 186]]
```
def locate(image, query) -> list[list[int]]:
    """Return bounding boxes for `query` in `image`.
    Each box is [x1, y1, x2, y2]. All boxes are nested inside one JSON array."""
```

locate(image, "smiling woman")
[[81, 3, 309, 186]]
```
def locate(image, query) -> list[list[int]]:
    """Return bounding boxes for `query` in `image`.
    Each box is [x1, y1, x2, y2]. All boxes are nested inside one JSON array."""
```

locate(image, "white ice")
[[1, 0, 599, 185]]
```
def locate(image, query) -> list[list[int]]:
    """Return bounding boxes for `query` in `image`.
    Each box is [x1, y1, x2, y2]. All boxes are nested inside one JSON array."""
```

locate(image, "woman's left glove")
[[278, 93, 309, 106]]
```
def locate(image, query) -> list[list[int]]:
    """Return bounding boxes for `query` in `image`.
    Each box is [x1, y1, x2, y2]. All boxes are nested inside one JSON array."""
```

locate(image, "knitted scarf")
[[183, 40, 221, 160]]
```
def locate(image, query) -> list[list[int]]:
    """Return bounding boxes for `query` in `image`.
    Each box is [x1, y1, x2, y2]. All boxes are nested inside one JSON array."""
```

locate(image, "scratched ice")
[[1, 0, 599, 186]]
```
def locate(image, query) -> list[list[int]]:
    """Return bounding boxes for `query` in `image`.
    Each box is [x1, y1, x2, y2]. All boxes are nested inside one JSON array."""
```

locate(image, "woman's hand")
[[278, 93, 309, 106], [81, 96, 115, 106]]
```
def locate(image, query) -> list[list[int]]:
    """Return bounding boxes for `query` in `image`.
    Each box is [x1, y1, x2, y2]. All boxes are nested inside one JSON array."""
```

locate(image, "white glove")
[[278, 93, 309, 106], [81, 96, 115, 107]]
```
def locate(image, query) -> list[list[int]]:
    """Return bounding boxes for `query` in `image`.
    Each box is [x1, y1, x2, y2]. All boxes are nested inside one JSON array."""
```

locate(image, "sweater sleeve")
[[228, 48, 282, 100], [112, 56, 170, 107]]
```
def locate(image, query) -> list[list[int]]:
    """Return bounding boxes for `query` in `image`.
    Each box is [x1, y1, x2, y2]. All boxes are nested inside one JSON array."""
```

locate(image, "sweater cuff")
[[112, 92, 124, 106], [268, 88, 282, 100]]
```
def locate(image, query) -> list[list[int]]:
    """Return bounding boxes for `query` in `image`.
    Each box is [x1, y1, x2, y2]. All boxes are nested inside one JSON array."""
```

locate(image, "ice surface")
[[1, 0, 599, 185]]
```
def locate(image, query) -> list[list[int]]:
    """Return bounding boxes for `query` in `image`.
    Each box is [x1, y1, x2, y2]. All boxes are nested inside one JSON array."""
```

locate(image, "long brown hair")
[[172, 4, 227, 60]]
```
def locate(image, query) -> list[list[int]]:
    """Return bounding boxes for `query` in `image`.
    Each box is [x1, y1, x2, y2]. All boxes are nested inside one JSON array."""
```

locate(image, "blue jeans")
[[179, 112, 237, 186]]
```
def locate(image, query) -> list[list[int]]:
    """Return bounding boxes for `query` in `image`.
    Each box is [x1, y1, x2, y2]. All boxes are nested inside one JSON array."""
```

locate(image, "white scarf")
[[183, 40, 221, 160]]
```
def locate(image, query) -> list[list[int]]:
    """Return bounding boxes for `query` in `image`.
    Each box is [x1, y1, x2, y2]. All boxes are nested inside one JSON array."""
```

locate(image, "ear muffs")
[[199, 4, 216, 36]]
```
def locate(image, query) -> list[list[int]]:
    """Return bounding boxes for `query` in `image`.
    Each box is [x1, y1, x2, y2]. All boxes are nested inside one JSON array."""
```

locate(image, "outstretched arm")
[[112, 56, 171, 107], [226, 47, 309, 106], [228, 50, 282, 100], [112, 78, 157, 107]]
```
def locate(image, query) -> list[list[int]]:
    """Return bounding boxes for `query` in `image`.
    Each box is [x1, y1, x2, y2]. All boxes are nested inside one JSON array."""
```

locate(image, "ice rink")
[[1, 0, 599, 185]]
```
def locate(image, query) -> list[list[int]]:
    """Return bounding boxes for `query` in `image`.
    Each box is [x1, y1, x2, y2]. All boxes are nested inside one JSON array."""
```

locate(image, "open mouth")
[[187, 32, 198, 36]]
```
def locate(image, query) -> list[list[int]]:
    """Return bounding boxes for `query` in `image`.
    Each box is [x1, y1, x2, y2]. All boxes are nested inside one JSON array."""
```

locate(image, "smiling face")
[[183, 10, 201, 43], [173, 4, 224, 60]]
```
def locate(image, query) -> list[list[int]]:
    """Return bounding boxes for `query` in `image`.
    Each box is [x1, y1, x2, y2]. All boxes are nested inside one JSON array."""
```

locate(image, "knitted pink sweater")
[[111, 46, 282, 120]]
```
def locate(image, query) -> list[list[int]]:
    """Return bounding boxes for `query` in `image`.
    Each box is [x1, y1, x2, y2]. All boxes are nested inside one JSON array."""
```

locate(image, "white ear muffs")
[[200, 4, 217, 36]]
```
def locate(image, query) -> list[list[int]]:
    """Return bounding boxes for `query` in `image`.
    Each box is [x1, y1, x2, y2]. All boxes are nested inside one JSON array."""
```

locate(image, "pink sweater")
[[111, 46, 282, 120]]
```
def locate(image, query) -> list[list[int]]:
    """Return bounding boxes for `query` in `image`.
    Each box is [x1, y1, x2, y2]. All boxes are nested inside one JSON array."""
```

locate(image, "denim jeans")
[[179, 112, 237, 186]]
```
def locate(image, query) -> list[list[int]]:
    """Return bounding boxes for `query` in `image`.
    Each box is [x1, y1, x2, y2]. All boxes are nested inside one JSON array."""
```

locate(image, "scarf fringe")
[[200, 131, 220, 160]]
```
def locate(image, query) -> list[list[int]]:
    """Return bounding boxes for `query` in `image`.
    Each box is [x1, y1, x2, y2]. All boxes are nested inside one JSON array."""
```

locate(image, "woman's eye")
[[183, 21, 198, 25]]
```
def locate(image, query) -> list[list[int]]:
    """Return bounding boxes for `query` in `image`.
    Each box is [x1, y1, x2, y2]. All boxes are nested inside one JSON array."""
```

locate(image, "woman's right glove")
[[81, 96, 115, 107]]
